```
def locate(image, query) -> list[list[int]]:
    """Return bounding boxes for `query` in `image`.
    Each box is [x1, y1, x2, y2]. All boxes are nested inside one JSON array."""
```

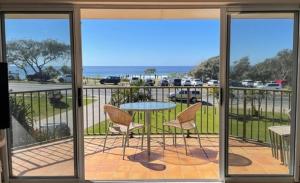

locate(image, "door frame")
[[222, 7, 300, 183], [0, 7, 83, 183]]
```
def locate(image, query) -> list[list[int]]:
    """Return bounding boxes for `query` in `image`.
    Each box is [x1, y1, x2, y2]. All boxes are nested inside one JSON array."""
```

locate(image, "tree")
[[144, 67, 156, 75], [230, 57, 251, 80], [272, 49, 294, 82], [248, 49, 294, 84], [60, 65, 72, 75], [189, 56, 219, 81], [6, 39, 70, 80], [44, 66, 60, 78]]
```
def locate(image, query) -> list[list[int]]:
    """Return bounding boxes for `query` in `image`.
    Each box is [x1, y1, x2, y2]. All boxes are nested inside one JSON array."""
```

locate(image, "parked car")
[[58, 74, 72, 83], [169, 90, 201, 103], [145, 79, 155, 86], [181, 79, 192, 86], [8, 72, 19, 80], [170, 78, 182, 86], [207, 80, 219, 86], [259, 83, 282, 90], [99, 76, 121, 85], [191, 79, 203, 86], [27, 72, 51, 82], [253, 81, 264, 88], [229, 80, 243, 87], [242, 80, 254, 87], [160, 79, 169, 86], [130, 77, 140, 85]]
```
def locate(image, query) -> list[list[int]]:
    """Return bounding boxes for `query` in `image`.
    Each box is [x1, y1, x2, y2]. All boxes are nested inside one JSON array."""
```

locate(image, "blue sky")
[[5, 18, 294, 66]]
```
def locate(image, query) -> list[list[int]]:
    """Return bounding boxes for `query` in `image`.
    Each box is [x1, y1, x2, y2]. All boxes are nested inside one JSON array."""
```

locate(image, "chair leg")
[[123, 129, 130, 160], [181, 128, 188, 155], [103, 127, 109, 152], [122, 134, 125, 147], [195, 125, 202, 148], [162, 124, 166, 149], [141, 126, 145, 150], [127, 135, 130, 147], [195, 126, 209, 159], [174, 128, 177, 146]]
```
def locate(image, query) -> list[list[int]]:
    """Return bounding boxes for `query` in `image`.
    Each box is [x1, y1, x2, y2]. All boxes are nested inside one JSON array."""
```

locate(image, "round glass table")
[[120, 101, 176, 159]]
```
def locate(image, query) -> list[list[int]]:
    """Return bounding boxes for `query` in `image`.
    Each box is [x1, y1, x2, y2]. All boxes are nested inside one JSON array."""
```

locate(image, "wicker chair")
[[103, 104, 145, 159], [162, 102, 202, 155]]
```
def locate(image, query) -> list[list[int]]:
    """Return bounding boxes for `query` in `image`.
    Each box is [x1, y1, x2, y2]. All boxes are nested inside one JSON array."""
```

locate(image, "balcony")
[[9, 86, 291, 179]]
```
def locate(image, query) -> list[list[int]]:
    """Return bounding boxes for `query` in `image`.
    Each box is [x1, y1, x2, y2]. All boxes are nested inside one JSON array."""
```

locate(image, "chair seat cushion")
[[109, 122, 144, 134], [163, 120, 195, 130]]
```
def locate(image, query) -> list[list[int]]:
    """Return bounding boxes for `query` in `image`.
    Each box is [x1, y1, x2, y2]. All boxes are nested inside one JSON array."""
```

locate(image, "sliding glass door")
[[2, 12, 77, 178], [225, 11, 298, 176]]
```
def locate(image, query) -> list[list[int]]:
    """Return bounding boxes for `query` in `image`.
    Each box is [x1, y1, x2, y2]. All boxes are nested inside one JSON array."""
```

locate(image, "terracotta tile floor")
[[11, 135, 288, 180]]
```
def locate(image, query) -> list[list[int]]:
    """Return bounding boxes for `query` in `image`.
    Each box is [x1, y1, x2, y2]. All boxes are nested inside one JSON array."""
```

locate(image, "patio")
[[11, 135, 288, 180]]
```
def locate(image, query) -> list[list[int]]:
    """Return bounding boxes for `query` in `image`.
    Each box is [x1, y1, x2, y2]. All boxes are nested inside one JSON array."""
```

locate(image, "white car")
[[207, 80, 219, 86], [260, 83, 282, 90], [242, 80, 254, 87], [181, 79, 192, 86], [254, 81, 264, 88], [191, 79, 203, 86], [58, 74, 72, 83]]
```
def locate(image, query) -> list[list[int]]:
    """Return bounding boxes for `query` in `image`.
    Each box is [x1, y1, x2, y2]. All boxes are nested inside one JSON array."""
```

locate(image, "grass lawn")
[[13, 94, 93, 119], [85, 102, 290, 143], [85, 103, 220, 135]]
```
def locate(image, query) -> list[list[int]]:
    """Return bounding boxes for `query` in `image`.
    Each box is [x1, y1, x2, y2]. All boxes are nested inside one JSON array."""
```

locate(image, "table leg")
[[145, 111, 151, 160], [279, 136, 284, 164]]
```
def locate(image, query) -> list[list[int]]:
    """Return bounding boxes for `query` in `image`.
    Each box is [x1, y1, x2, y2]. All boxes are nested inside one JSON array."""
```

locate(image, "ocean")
[[83, 66, 193, 77], [9, 66, 194, 79]]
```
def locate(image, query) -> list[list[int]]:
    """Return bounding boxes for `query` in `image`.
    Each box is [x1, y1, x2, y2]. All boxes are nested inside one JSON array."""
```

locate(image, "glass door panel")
[[3, 13, 76, 177], [226, 12, 297, 175]]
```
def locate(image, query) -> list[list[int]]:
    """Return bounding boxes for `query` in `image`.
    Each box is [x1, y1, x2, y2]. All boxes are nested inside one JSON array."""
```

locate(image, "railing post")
[[187, 87, 190, 138], [243, 89, 247, 141]]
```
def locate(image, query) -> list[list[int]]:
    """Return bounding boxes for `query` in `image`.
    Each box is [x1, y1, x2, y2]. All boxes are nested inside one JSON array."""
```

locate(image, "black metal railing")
[[228, 87, 292, 143], [9, 88, 73, 148], [83, 86, 220, 136], [9, 86, 292, 148]]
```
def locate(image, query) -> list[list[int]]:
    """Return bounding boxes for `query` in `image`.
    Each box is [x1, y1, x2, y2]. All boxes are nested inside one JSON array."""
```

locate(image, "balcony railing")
[[9, 86, 292, 149]]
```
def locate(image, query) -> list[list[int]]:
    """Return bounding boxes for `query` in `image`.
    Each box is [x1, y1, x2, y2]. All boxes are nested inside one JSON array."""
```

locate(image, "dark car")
[[171, 78, 181, 86], [160, 79, 169, 86], [145, 79, 155, 86], [27, 72, 51, 82], [229, 80, 243, 87], [99, 76, 121, 85]]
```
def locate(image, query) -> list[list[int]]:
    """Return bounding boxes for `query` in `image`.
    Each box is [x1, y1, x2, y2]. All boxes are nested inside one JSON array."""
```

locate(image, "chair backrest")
[[177, 102, 201, 124], [104, 104, 132, 126]]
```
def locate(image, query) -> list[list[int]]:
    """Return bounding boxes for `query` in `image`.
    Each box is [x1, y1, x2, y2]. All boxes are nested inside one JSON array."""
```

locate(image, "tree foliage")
[[60, 65, 72, 75], [189, 56, 219, 81], [190, 49, 294, 85], [230, 57, 251, 80], [144, 67, 156, 75], [7, 39, 70, 80]]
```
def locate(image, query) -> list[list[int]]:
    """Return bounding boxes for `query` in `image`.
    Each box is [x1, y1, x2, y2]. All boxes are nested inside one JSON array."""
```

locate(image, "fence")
[[9, 86, 292, 148]]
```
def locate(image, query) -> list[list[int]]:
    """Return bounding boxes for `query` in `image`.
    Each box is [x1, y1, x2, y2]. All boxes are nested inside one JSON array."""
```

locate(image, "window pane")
[[227, 12, 296, 175], [5, 13, 75, 177]]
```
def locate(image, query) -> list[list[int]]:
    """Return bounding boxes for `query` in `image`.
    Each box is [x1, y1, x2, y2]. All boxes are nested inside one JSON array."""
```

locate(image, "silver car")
[[169, 90, 201, 103]]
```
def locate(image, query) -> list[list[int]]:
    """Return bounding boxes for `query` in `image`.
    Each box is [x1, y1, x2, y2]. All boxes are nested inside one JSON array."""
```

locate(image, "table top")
[[268, 125, 290, 136], [120, 101, 176, 111]]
